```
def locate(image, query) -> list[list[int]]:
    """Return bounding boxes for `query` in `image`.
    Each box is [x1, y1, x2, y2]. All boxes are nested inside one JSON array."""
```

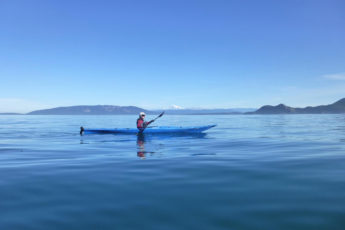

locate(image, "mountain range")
[[24, 106, 253, 115], [27, 105, 149, 115], [2, 98, 345, 115]]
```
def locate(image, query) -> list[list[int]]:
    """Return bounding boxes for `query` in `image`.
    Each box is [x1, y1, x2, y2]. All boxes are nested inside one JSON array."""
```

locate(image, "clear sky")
[[1, 0, 344, 112]]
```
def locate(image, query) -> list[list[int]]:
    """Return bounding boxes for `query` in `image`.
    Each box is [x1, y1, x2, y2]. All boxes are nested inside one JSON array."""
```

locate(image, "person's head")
[[139, 112, 146, 119]]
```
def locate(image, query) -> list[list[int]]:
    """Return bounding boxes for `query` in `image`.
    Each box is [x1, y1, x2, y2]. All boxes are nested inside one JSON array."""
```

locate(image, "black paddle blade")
[[158, 111, 165, 117], [80, 126, 84, 135]]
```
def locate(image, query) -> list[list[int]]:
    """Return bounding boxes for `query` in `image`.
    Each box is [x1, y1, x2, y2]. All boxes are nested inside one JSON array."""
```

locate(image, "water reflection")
[[136, 133, 208, 158], [136, 134, 155, 158]]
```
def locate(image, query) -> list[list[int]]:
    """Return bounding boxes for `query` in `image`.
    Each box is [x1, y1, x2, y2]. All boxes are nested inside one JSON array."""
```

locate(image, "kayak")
[[80, 125, 216, 135]]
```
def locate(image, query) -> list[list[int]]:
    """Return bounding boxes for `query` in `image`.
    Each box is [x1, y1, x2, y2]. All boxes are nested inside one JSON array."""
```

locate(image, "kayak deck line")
[[80, 125, 216, 135]]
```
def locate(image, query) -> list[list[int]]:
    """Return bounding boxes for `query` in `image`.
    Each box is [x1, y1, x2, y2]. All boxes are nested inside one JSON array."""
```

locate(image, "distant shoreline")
[[2, 113, 345, 116], [2, 97, 345, 115]]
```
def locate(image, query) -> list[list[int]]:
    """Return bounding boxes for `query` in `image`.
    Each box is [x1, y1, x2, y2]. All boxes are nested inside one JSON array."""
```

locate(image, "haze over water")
[[1, 115, 345, 230]]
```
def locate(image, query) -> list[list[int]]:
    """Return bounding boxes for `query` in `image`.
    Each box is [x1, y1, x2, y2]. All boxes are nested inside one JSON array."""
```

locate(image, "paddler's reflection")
[[136, 134, 155, 158], [137, 134, 146, 158]]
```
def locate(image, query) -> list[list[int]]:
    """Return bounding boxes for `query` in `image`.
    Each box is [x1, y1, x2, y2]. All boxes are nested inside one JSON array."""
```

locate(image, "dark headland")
[[249, 98, 345, 114]]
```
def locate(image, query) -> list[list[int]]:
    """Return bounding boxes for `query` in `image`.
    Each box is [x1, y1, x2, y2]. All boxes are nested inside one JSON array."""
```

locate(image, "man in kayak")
[[137, 112, 154, 132]]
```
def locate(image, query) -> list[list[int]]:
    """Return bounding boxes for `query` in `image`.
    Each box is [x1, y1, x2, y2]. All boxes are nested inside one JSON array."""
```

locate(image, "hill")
[[251, 98, 345, 114], [27, 105, 148, 115]]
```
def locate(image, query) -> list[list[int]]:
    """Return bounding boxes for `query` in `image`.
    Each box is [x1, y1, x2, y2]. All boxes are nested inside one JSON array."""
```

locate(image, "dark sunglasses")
[[141, 115, 146, 117]]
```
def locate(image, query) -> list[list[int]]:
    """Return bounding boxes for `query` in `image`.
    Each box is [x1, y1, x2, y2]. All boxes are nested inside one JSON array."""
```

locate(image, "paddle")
[[151, 111, 165, 123], [140, 111, 165, 133]]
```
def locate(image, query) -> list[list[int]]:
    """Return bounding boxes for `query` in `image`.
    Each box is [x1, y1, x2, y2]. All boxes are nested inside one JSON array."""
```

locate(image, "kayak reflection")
[[136, 133, 208, 159]]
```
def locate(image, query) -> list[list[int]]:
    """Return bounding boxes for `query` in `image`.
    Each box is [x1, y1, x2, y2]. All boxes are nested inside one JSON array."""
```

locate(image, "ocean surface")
[[1, 115, 345, 230]]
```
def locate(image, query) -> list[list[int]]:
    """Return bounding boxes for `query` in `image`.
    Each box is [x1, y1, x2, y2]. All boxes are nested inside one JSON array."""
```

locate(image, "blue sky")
[[0, 0, 344, 112]]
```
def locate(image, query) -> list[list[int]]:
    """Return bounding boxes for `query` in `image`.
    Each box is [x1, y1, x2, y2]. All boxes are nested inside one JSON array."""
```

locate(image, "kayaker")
[[137, 112, 154, 131]]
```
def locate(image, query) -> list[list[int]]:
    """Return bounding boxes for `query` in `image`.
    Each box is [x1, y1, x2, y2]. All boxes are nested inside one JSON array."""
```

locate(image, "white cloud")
[[0, 98, 48, 113], [323, 72, 345, 80]]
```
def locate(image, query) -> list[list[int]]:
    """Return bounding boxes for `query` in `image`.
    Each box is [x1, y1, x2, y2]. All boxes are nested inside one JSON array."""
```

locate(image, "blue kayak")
[[80, 125, 216, 135]]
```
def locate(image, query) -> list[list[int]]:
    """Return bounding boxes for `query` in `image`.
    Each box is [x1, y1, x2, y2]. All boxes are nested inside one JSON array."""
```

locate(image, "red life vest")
[[137, 118, 143, 129]]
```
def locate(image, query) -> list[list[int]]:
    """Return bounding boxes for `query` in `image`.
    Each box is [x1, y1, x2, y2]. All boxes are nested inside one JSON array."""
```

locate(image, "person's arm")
[[143, 120, 154, 128]]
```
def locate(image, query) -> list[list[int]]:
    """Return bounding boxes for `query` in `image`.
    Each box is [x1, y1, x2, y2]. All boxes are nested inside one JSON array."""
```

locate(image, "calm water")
[[1, 115, 345, 230]]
